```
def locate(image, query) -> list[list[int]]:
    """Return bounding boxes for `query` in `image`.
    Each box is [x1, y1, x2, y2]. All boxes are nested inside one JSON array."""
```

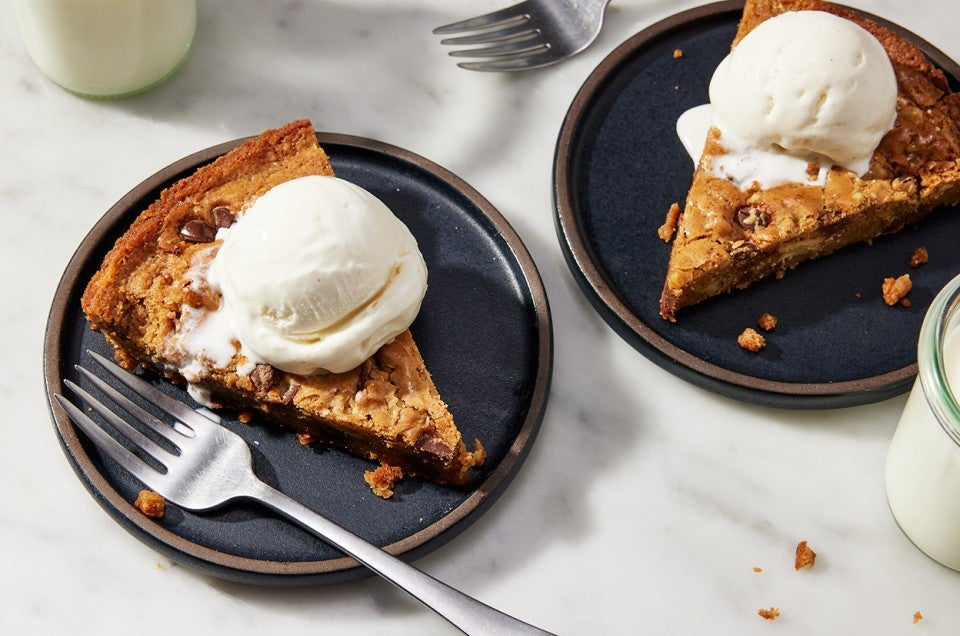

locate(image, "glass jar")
[[885, 273, 960, 570], [14, 0, 197, 98]]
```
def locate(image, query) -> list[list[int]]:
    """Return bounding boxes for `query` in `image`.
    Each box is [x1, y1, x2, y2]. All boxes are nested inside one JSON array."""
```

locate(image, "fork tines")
[[433, 0, 611, 72], [54, 351, 215, 484], [433, 2, 555, 72], [433, 5, 531, 36]]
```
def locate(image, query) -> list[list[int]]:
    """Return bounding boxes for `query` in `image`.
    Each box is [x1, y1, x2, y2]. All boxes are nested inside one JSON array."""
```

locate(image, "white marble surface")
[[3, 0, 960, 634]]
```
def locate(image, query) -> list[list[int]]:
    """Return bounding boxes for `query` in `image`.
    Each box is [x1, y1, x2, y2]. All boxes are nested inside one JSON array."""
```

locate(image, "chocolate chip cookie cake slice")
[[659, 0, 960, 321], [81, 120, 484, 497]]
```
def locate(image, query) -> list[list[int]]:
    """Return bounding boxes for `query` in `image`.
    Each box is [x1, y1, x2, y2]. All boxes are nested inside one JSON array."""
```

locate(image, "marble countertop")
[[4, 0, 960, 633]]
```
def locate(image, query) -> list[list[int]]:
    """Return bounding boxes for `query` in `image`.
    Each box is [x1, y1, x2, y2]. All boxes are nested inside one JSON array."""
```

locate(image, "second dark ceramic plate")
[[554, 1, 960, 408], [44, 132, 552, 586]]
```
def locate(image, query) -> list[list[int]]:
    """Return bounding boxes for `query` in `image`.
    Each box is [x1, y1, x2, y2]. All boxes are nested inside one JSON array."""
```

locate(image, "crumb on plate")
[[364, 463, 404, 499], [471, 438, 487, 466], [738, 327, 765, 352], [913, 611, 923, 624], [882, 274, 912, 306], [658, 202, 681, 242], [910, 246, 928, 268], [757, 312, 777, 332], [758, 607, 780, 621], [134, 489, 165, 518]]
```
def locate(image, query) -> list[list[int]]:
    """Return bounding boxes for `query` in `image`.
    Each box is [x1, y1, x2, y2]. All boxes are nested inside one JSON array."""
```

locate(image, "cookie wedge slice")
[[81, 119, 483, 495], [659, 0, 960, 321]]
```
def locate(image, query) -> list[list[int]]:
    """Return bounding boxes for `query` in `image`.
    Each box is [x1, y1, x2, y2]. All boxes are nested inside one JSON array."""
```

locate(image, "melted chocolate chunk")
[[211, 205, 236, 228], [735, 205, 770, 230], [416, 435, 456, 460], [250, 364, 278, 392], [281, 384, 300, 405], [179, 219, 217, 243]]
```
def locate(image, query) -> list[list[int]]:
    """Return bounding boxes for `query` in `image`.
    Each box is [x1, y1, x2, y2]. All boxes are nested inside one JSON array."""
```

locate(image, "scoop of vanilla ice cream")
[[708, 10, 897, 173], [211, 175, 427, 375]]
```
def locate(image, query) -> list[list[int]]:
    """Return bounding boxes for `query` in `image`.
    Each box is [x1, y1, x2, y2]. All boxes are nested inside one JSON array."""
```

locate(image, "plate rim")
[[553, 0, 960, 408], [43, 131, 553, 585]]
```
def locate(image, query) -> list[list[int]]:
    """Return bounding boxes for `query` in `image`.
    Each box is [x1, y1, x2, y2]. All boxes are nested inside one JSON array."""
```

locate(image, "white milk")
[[885, 276, 960, 570], [14, 0, 196, 97]]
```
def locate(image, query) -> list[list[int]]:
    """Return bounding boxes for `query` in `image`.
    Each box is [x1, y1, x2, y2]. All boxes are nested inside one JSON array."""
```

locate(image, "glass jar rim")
[[918, 273, 960, 447]]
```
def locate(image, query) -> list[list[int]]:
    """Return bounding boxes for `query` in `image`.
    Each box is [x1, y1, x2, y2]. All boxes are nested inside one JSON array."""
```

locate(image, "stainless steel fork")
[[434, 0, 612, 72], [55, 350, 553, 636]]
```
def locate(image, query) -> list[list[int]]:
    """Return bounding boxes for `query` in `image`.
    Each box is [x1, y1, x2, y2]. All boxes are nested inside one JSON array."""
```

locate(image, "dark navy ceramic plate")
[[554, 1, 960, 408], [44, 132, 552, 586]]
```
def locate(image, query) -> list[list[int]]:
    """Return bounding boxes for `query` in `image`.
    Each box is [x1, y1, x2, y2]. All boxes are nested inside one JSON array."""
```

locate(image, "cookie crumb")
[[658, 202, 681, 242], [882, 274, 912, 306], [738, 327, 766, 352], [795, 540, 816, 570], [471, 438, 487, 466], [752, 566, 763, 573], [757, 312, 778, 332], [913, 611, 923, 624], [673, 48, 684, 59], [909, 246, 928, 268], [364, 464, 404, 499], [758, 607, 780, 621], [134, 489, 165, 518]]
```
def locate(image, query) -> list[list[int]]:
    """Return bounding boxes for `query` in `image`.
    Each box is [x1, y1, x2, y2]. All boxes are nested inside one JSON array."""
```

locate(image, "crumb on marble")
[[758, 607, 780, 621], [795, 540, 816, 570], [752, 566, 763, 573], [913, 611, 923, 624]]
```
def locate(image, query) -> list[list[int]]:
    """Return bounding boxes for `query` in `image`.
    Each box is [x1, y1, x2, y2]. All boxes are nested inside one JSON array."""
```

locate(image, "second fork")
[[434, 0, 613, 72]]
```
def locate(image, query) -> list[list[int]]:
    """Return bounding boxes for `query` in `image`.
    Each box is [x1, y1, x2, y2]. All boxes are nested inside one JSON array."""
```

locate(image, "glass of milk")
[[886, 273, 960, 570], [14, 0, 197, 98]]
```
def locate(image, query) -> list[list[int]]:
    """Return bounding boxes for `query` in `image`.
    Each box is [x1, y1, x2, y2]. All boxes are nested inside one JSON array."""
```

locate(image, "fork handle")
[[247, 480, 554, 635]]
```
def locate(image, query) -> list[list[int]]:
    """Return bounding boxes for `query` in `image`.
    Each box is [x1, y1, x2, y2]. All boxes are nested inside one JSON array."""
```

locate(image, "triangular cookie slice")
[[81, 120, 483, 496], [659, 0, 960, 321]]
